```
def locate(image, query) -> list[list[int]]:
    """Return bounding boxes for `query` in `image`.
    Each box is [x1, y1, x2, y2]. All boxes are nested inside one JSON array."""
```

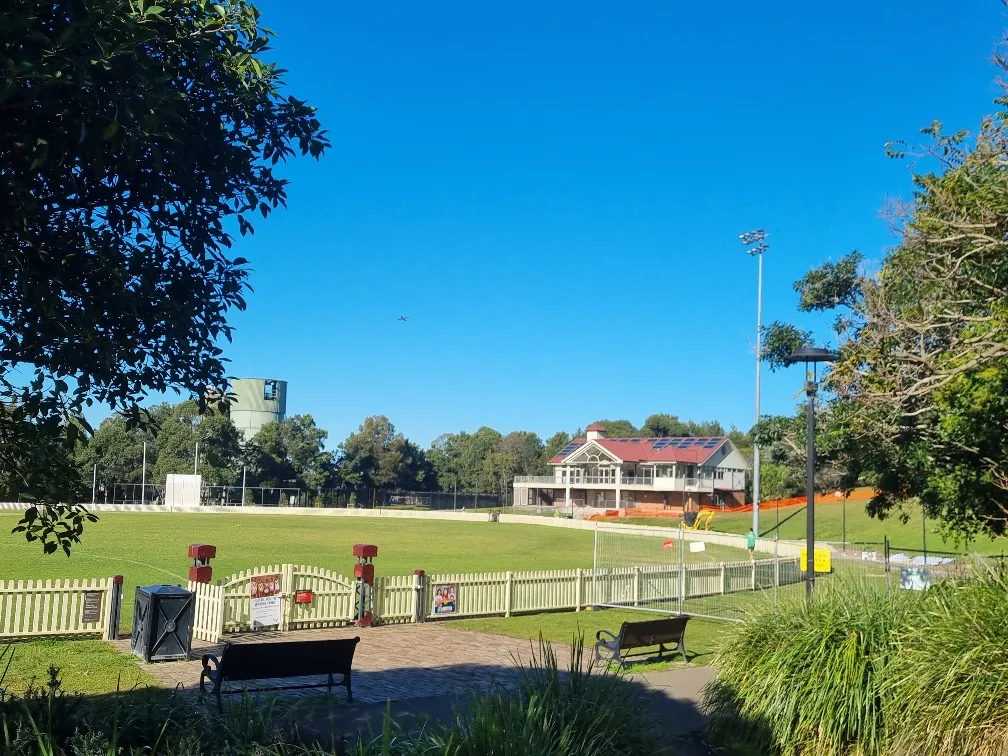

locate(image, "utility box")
[[131, 585, 195, 662]]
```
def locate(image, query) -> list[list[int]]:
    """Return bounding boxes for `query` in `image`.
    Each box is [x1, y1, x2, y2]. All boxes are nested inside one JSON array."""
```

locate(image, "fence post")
[[504, 571, 513, 618], [774, 557, 780, 589], [633, 566, 640, 607], [412, 571, 426, 623], [720, 563, 726, 595], [104, 575, 123, 641], [751, 561, 757, 591], [215, 584, 227, 641], [281, 564, 294, 632], [575, 568, 583, 611]]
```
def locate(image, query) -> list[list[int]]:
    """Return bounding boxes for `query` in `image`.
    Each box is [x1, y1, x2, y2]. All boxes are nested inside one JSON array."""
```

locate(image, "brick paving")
[[116, 623, 567, 704]]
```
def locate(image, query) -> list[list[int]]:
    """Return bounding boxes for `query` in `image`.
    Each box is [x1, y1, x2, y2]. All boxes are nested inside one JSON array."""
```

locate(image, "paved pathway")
[[117, 623, 716, 740], [117, 623, 560, 704]]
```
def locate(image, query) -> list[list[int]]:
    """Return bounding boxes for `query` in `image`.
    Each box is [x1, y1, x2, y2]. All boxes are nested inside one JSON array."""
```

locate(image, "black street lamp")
[[782, 346, 839, 595]]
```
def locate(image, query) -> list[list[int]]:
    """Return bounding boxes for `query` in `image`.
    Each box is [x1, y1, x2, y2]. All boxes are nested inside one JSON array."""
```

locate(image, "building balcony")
[[513, 475, 721, 492]]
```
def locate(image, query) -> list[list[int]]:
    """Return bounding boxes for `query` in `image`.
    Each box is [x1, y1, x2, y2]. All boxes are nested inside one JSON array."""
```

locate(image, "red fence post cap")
[[352, 543, 378, 558], [413, 569, 425, 577], [113, 575, 124, 585], [188, 544, 217, 560]]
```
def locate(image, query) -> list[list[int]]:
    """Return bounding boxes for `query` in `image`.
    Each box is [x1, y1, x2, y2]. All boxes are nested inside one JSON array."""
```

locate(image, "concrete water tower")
[[230, 378, 287, 441]]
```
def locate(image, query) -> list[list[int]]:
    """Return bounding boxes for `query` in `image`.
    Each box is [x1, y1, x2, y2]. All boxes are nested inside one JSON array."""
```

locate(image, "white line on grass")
[[75, 551, 187, 582]]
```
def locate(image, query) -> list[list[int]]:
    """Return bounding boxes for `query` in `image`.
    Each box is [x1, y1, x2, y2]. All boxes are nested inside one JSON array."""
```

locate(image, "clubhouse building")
[[513, 423, 750, 513]]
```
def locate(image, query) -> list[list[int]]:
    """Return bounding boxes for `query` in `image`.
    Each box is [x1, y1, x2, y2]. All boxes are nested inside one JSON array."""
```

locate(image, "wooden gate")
[[212, 564, 357, 634]]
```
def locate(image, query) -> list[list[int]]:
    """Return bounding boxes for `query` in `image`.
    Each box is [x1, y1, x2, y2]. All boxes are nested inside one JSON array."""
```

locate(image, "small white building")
[[513, 423, 750, 512]]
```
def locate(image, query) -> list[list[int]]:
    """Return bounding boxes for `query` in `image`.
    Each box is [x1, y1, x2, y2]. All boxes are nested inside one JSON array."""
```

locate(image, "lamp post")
[[739, 229, 768, 535], [782, 346, 839, 595]]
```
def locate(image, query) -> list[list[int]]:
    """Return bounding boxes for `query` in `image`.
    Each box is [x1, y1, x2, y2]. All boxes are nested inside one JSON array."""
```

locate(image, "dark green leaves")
[[0, 0, 327, 553]]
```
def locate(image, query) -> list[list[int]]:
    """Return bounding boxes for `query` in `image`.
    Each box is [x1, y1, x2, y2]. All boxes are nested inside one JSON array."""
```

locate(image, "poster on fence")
[[432, 583, 457, 615], [899, 567, 932, 591], [250, 573, 282, 629]]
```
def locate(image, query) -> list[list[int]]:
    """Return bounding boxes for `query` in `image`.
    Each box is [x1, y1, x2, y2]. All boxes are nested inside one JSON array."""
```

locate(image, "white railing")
[[514, 476, 561, 485], [0, 577, 122, 640]]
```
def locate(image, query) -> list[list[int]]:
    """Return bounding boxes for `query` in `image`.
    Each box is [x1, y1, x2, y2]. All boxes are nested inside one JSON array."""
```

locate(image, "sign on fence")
[[800, 547, 832, 573], [899, 567, 932, 591], [250, 573, 282, 629], [81, 591, 103, 624], [432, 583, 457, 615]]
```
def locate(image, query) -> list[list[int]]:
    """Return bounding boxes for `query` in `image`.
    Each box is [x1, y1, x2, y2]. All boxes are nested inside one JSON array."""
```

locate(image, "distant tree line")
[[50, 407, 753, 502]]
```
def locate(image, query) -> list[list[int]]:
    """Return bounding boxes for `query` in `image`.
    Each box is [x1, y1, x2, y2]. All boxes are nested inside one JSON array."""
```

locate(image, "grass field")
[[710, 499, 1008, 554], [0, 512, 756, 630], [450, 608, 727, 667]]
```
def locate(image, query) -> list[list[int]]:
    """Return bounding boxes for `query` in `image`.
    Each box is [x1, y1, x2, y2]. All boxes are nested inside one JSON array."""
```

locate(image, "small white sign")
[[689, 541, 706, 553]]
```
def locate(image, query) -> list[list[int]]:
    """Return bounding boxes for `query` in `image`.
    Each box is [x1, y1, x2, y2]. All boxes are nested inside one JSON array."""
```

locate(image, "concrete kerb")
[[0, 502, 809, 555]]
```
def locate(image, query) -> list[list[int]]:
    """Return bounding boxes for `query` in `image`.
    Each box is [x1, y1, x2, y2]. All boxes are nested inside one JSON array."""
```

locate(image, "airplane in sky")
[[398, 315, 409, 322]]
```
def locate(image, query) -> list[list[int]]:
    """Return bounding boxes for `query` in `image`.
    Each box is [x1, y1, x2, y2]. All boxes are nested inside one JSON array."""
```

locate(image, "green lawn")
[[709, 499, 1008, 554], [449, 608, 728, 668], [0, 639, 157, 695]]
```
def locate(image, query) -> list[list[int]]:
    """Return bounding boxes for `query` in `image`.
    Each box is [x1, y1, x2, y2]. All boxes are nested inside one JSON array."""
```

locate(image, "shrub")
[[885, 568, 1008, 756], [704, 577, 917, 756]]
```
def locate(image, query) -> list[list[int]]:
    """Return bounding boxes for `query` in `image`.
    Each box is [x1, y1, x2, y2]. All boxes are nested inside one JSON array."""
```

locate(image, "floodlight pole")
[[739, 229, 768, 535], [753, 248, 764, 535], [141, 441, 147, 506]]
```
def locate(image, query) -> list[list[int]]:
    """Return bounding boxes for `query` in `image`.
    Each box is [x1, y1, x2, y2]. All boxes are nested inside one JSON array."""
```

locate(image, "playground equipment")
[[683, 510, 715, 531]]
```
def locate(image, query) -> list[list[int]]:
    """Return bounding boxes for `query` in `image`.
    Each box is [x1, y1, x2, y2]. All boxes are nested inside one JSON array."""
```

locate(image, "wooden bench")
[[594, 616, 690, 668], [199, 637, 360, 710]]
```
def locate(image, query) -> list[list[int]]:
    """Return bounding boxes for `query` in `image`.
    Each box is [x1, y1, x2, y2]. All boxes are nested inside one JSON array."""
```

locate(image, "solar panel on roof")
[[678, 439, 693, 448], [704, 438, 720, 448], [556, 441, 582, 458]]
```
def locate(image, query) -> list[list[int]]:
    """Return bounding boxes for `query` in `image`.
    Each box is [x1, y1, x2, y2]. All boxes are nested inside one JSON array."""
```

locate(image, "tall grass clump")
[[420, 636, 663, 756], [885, 567, 1008, 756], [704, 577, 917, 756]]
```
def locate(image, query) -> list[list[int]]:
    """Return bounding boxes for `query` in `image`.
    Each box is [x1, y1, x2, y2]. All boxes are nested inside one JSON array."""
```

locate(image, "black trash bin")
[[683, 510, 699, 528], [131, 585, 195, 662]]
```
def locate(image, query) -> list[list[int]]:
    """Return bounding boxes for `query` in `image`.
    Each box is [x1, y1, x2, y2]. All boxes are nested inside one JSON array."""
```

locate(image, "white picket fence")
[[186, 557, 801, 642], [0, 577, 122, 640]]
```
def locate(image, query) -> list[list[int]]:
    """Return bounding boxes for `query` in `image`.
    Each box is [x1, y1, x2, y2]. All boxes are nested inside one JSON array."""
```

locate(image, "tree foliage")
[[248, 415, 335, 490], [764, 41, 1008, 538], [338, 416, 434, 492], [1, 0, 327, 552]]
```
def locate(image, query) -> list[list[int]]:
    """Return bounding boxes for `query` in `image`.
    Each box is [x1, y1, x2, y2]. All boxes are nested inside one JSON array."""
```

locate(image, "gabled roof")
[[549, 436, 730, 465], [586, 422, 606, 431]]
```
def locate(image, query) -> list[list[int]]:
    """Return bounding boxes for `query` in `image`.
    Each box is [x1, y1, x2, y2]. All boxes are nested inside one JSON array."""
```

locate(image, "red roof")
[[586, 422, 606, 431], [549, 436, 728, 465]]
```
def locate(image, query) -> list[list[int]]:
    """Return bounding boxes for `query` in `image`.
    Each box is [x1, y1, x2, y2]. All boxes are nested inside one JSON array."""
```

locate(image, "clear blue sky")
[[159, 1, 1008, 447]]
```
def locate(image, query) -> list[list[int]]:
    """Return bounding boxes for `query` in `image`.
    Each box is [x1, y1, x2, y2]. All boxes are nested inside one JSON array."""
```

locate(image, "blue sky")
[[134, 1, 1008, 447]]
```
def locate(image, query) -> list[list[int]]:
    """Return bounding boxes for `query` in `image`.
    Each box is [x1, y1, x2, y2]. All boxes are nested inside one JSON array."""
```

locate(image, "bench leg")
[[678, 638, 687, 664], [345, 671, 353, 704], [327, 673, 333, 696]]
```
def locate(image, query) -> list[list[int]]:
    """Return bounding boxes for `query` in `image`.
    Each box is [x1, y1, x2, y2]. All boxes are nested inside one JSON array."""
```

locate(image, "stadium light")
[[782, 346, 840, 595], [739, 229, 768, 536]]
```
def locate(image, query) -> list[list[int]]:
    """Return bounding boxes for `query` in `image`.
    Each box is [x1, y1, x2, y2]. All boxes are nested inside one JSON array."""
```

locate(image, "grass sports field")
[[709, 498, 1008, 554], [626, 498, 1008, 555]]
